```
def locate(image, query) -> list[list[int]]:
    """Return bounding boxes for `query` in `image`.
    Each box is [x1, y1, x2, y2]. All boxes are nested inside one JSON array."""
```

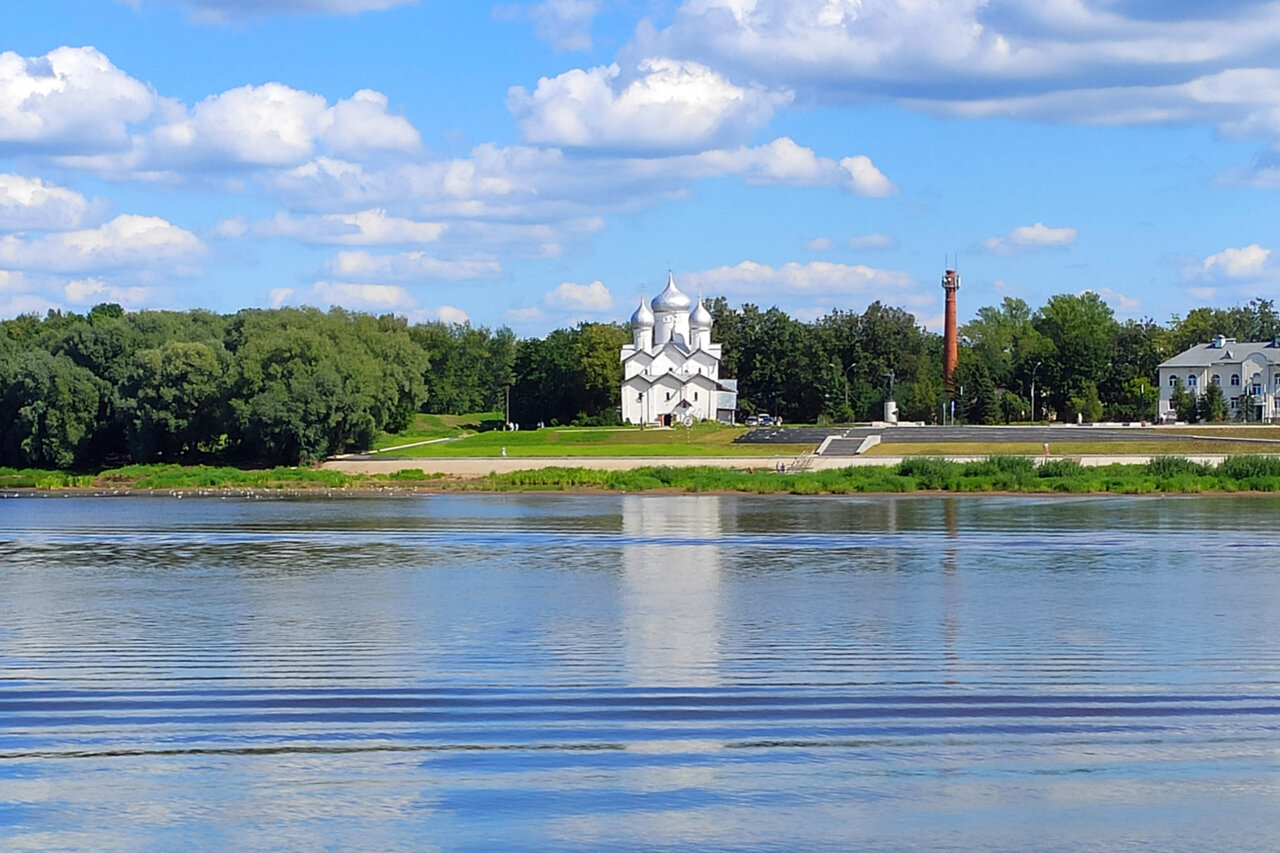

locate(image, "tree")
[[0, 350, 104, 468], [1170, 377, 1197, 423], [1197, 380, 1227, 423], [1034, 292, 1119, 416], [115, 341, 228, 461]]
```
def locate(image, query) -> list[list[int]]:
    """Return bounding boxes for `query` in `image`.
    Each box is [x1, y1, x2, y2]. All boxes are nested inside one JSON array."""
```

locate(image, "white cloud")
[[508, 58, 792, 151], [1199, 243, 1272, 280], [506, 305, 544, 322], [0, 214, 204, 273], [321, 89, 421, 156], [54, 81, 418, 176], [1086, 286, 1141, 314], [432, 304, 470, 325], [0, 174, 96, 231], [63, 276, 147, 306], [496, 0, 601, 51], [0, 47, 155, 154], [635, 0, 1280, 154], [268, 287, 294, 308], [153, 83, 329, 167], [682, 259, 916, 298], [311, 280, 418, 309], [984, 222, 1078, 254], [231, 209, 446, 245], [545, 280, 613, 311], [849, 232, 896, 250], [326, 249, 502, 281], [839, 155, 897, 198], [804, 237, 832, 251]]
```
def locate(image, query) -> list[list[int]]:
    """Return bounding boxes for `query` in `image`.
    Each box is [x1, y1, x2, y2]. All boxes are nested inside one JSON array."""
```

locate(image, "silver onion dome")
[[690, 299, 713, 329], [630, 298, 655, 327], [651, 272, 693, 314]]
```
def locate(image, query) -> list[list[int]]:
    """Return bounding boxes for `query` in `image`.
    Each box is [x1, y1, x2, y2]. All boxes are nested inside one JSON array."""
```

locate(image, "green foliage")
[[1144, 456, 1212, 477], [1038, 458, 1085, 478], [1218, 455, 1280, 479], [1197, 380, 1227, 423]]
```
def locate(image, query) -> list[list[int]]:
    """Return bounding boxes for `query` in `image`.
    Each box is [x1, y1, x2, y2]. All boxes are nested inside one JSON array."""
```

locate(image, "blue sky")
[[3, 0, 1280, 334]]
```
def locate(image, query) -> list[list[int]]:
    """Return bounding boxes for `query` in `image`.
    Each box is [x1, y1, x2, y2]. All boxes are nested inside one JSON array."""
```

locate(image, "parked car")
[[744, 415, 760, 426]]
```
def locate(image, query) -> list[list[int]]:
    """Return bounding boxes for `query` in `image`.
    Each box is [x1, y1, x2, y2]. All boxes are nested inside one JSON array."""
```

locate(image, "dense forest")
[[2, 294, 1277, 469]]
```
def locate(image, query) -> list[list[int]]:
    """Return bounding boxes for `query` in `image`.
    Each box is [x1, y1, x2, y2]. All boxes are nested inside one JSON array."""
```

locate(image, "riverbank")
[[7, 456, 1280, 496]]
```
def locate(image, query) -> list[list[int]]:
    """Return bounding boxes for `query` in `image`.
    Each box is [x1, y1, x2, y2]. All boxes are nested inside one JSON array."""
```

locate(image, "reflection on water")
[[622, 496, 723, 686], [4, 494, 1280, 850]]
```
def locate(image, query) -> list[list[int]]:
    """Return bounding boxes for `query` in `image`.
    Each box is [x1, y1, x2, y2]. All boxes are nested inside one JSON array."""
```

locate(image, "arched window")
[[1187, 375, 1197, 388], [665, 391, 671, 401], [693, 392, 699, 401], [1232, 373, 1241, 386], [1168, 375, 1177, 388], [1212, 374, 1222, 385]]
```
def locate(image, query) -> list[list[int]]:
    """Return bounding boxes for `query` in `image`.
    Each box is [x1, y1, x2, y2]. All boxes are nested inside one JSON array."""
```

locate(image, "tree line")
[[2, 294, 1276, 469]]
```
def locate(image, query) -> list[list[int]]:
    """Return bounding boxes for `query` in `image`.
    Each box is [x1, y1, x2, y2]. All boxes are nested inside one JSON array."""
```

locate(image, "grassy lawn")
[[371, 411, 503, 450], [865, 440, 1280, 456], [376, 422, 815, 458]]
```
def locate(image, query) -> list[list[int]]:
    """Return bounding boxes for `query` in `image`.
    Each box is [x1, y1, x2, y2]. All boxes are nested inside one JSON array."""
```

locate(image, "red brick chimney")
[[942, 269, 960, 392]]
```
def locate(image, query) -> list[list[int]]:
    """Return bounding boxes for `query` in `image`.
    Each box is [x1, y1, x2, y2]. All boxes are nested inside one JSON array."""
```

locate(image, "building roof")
[[690, 299, 712, 329], [630, 298, 654, 328], [652, 272, 692, 314], [1159, 340, 1280, 369]]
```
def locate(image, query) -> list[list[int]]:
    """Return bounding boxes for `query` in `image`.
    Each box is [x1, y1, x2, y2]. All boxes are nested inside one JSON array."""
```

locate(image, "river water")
[[3, 493, 1280, 851]]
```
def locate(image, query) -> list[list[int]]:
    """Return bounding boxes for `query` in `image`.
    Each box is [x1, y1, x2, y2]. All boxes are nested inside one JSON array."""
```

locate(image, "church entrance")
[[661, 414, 675, 427]]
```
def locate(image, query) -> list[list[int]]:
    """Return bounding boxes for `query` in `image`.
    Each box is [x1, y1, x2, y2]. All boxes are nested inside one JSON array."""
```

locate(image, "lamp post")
[[830, 361, 856, 417], [1029, 360, 1043, 424]]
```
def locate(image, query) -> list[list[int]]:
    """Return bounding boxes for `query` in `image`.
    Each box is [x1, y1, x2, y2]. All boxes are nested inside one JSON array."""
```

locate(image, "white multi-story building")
[[620, 274, 738, 426], [1158, 334, 1280, 422]]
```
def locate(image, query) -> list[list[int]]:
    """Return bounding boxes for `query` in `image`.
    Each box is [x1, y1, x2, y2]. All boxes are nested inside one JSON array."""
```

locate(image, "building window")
[[1187, 375, 1197, 388], [666, 391, 671, 401], [1274, 373, 1280, 387], [694, 392, 698, 400], [1212, 374, 1221, 385], [1232, 373, 1241, 386], [1168, 375, 1177, 388]]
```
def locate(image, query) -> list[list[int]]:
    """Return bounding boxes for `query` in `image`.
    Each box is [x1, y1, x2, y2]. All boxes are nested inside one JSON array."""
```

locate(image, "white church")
[[620, 274, 738, 426]]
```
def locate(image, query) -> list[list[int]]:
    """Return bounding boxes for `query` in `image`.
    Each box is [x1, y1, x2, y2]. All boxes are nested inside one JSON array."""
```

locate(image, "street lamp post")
[[1029, 360, 1043, 424], [830, 361, 857, 418]]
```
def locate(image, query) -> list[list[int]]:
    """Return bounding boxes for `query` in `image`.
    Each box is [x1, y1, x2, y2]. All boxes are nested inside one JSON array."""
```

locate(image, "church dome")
[[630, 298, 654, 328], [651, 273, 692, 314], [690, 299, 713, 329]]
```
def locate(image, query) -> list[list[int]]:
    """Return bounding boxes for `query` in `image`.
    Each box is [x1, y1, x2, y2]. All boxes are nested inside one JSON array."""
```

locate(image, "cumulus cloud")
[[0, 174, 98, 231], [0, 214, 204, 273], [508, 58, 792, 151], [0, 47, 154, 154], [63, 276, 148, 306], [1197, 243, 1272, 280], [544, 280, 613, 311], [804, 237, 832, 251], [431, 304, 470, 325], [984, 222, 1078, 254], [227, 208, 445, 245], [326, 249, 502, 281], [630, 0, 1280, 158], [311, 280, 418, 309], [145, 84, 419, 170], [682, 259, 917, 298]]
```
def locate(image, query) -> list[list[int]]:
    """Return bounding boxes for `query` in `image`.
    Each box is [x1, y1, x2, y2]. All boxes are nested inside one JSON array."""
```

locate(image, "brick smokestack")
[[942, 269, 960, 393]]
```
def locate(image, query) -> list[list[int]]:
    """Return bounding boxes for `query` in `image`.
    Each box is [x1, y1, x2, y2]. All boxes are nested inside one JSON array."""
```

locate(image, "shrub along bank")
[[6, 456, 1280, 495]]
